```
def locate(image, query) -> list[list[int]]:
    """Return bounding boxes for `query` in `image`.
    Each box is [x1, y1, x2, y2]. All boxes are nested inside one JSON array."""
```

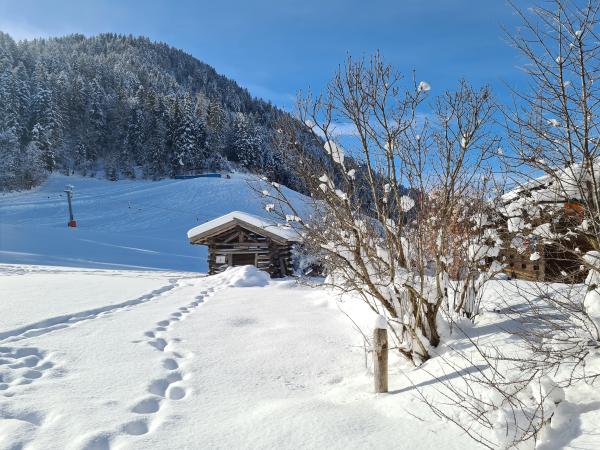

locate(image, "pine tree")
[[120, 107, 143, 178], [205, 99, 227, 157], [230, 113, 263, 170], [144, 94, 168, 179], [85, 79, 107, 173], [31, 123, 55, 171], [173, 95, 205, 172], [20, 140, 47, 188], [0, 128, 46, 190], [0, 128, 20, 190], [0, 70, 21, 136], [12, 62, 31, 138]]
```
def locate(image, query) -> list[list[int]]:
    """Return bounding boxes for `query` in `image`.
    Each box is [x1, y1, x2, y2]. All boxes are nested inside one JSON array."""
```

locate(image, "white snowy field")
[[0, 173, 306, 272], [2, 175, 600, 449], [3, 264, 600, 450], [0, 263, 483, 450]]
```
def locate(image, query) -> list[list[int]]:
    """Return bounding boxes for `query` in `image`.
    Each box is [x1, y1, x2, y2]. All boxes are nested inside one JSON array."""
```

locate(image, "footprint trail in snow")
[[79, 285, 219, 449]]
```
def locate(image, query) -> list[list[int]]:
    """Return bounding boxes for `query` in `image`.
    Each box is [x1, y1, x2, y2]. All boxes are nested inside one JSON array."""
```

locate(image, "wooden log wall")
[[504, 247, 545, 281], [206, 225, 295, 277]]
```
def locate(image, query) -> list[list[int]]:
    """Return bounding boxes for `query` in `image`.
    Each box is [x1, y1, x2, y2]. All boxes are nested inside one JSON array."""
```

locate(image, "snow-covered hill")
[[0, 173, 307, 271]]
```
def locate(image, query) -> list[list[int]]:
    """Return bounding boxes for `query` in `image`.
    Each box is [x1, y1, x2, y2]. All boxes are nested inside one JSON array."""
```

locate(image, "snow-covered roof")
[[501, 175, 548, 203], [501, 160, 599, 205], [187, 211, 299, 244]]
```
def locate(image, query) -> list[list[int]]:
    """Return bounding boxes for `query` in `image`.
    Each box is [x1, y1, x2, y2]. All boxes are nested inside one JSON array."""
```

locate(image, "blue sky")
[[0, 1, 525, 110]]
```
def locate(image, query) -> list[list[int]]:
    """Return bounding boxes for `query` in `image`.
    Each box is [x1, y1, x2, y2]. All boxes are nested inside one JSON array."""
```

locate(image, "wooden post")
[[373, 326, 388, 393]]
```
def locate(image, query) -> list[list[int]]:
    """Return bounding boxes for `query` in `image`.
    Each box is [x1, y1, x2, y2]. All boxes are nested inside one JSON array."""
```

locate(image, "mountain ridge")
[[0, 32, 315, 191]]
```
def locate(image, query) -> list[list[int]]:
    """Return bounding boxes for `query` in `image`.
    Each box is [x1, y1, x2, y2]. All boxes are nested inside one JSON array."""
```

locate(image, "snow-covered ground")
[[0, 264, 481, 450], [2, 175, 600, 449]]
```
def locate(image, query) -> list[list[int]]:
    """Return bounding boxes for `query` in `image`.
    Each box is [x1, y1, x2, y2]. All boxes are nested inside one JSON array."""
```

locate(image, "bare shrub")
[[259, 54, 499, 364]]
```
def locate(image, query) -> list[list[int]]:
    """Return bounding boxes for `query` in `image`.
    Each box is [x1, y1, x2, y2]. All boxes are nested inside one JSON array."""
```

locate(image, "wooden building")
[[187, 211, 298, 277], [498, 213, 589, 282], [497, 168, 591, 282]]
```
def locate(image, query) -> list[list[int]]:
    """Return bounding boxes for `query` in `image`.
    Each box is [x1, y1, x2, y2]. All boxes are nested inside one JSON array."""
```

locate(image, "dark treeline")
[[0, 32, 317, 191]]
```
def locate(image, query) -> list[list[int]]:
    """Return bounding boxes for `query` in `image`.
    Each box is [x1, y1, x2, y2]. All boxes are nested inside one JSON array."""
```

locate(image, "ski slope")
[[0, 173, 306, 272]]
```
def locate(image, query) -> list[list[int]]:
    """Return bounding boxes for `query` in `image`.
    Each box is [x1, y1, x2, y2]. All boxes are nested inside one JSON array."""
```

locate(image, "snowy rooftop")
[[501, 160, 599, 204], [187, 211, 299, 243]]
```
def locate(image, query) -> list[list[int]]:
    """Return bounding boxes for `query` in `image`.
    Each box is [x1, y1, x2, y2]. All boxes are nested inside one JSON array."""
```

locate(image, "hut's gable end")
[[207, 225, 269, 273]]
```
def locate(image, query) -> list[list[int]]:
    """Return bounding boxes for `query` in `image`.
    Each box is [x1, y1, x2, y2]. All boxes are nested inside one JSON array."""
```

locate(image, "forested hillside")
[[0, 32, 313, 191]]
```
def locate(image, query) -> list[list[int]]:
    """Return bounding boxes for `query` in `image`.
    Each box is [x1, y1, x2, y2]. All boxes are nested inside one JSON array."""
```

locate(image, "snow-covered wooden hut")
[[187, 211, 298, 277]]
